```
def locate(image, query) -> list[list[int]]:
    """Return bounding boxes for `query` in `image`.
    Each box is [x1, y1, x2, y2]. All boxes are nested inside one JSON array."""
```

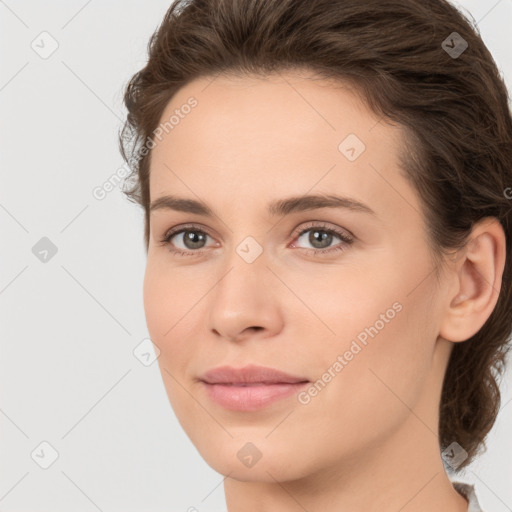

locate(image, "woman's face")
[[144, 71, 453, 482]]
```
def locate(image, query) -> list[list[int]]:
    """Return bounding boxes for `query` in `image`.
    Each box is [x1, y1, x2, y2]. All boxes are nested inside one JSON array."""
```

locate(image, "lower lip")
[[201, 382, 309, 411]]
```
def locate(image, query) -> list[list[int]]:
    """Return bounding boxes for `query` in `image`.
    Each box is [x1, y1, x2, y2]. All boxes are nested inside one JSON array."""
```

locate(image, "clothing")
[[451, 481, 485, 512]]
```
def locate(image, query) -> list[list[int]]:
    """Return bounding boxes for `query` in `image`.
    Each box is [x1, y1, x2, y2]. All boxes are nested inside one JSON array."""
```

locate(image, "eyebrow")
[[150, 193, 376, 217]]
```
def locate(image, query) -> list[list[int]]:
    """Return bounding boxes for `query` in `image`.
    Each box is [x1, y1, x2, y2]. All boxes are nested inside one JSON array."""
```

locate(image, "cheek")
[[308, 253, 437, 418], [143, 263, 170, 344], [142, 260, 197, 367], [143, 262, 201, 422], [291, 292, 436, 467], [319, 298, 430, 395]]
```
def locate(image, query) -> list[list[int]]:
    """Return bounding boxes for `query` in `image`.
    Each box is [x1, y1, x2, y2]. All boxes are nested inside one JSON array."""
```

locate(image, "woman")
[[119, 0, 512, 510]]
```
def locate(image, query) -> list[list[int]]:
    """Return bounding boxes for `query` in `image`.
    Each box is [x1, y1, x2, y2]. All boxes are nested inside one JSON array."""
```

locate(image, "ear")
[[439, 217, 506, 343]]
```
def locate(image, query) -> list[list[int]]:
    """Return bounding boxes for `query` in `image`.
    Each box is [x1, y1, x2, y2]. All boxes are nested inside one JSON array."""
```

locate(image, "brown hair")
[[118, 0, 512, 470]]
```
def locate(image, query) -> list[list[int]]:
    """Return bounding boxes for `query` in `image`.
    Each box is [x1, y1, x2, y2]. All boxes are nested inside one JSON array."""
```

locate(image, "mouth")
[[199, 364, 309, 411]]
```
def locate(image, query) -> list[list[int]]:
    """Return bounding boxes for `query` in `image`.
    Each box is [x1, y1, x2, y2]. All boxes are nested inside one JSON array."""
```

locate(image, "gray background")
[[1, 1, 511, 511]]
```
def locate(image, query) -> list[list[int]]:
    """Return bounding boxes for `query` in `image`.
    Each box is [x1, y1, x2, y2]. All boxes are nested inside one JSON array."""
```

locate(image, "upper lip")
[[200, 364, 309, 385]]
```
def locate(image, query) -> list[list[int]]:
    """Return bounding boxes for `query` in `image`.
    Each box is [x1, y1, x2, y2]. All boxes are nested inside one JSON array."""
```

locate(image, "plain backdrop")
[[1, 1, 511, 511]]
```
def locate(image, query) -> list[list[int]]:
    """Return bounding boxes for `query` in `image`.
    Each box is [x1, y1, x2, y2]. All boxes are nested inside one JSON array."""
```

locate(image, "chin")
[[194, 437, 314, 483]]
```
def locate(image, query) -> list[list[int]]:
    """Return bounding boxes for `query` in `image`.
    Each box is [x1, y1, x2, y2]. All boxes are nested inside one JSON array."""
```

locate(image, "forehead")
[[148, 71, 418, 222], [152, 70, 393, 160]]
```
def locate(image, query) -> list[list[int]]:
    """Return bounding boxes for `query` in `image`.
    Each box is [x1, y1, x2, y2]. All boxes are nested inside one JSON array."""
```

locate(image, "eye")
[[159, 223, 215, 257], [290, 221, 354, 255], [158, 221, 354, 258]]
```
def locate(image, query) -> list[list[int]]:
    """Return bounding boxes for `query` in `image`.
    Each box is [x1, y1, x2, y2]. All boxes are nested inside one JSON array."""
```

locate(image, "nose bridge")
[[216, 234, 269, 305], [216, 207, 270, 281]]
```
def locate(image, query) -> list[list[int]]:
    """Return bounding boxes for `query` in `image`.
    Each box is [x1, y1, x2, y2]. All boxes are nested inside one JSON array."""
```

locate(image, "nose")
[[207, 250, 283, 343]]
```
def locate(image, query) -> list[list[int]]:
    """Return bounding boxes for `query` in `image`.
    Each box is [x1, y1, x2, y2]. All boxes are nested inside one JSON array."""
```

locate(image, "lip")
[[199, 364, 309, 411], [200, 364, 308, 385]]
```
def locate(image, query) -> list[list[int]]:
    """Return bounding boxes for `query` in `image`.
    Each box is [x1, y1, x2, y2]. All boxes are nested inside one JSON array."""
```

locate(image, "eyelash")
[[158, 222, 354, 258]]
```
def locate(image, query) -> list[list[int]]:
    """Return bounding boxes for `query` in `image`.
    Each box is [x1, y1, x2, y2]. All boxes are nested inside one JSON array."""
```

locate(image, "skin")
[[143, 70, 506, 512]]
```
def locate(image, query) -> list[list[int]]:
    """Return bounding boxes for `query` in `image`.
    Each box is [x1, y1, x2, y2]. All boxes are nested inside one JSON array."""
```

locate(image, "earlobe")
[[439, 217, 506, 343]]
